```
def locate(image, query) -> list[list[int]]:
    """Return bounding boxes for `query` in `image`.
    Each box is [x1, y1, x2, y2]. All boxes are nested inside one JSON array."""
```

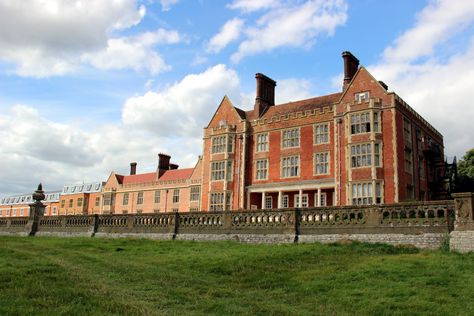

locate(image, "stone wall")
[[0, 199, 460, 250]]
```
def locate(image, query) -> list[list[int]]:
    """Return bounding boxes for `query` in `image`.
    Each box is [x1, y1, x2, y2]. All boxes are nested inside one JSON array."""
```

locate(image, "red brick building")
[[0, 191, 60, 217], [200, 51, 444, 211], [100, 154, 202, 214]]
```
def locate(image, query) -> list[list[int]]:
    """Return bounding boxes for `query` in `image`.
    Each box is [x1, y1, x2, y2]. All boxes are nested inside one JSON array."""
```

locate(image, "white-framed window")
[[350, 112, 371, 134], [314, 123, 329, 144], [211, 161, 225, 181], [227, 135, 234, 153], [95, 197, 100, 207], [314, 152, 329, 175], [52, 207, 57, 215], [282, 128, 300, 148], [314, 192, 327, 206], [20, 208, 24, 216], [190, 186, 200, 201], [211, 135, 234, 154], [210, 160, 233, 181], [209, 192, 231, 211], [172, 189, 180, 203], [351, 143, 380, 168], [374, 143, 381, 167], [256, 133, 268, 152], [281, 156, 299, 178], [255, 159, 268, 180], [264, 196, 273, 209], [351, 182, 382, 205], [373, 112, 380, 132], [281, 195, 289, 208], [77, 198, 83, 207], [211, 135, 226, 154], [0, 209, 3, 217], [295, 194, 308, 208], [154, 190, 160, 204], [354, 91, 369, 103], [137, 192, 144, 205]]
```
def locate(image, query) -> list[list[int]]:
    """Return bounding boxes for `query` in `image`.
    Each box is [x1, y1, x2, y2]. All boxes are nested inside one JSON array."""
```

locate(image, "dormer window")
[[355, 91, 369, 103]]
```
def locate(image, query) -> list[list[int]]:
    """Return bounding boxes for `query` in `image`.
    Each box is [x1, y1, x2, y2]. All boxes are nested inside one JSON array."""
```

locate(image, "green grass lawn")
[[0, 237, 473, 316]]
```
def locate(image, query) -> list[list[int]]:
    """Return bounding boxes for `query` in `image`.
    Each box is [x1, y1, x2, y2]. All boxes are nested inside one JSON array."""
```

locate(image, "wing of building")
[[200, 51, 445, 211]]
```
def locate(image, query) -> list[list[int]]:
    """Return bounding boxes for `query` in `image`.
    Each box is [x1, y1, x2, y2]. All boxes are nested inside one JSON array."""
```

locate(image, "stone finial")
[[32, 183, 45, 203]]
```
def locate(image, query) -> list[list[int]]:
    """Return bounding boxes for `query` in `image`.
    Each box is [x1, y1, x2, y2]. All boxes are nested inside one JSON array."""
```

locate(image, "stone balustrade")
[[1, 195, 474, 251]]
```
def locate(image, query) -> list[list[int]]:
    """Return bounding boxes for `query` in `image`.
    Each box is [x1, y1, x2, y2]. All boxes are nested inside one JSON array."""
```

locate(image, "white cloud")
[[0, 0, 186, 77], [228, 0, 279, 12], [369, 0, 474, 158], [0, 104, 182, 196], [160, 0, 179, 11], [122, 64, 242, 137], [207, 18, 245, 53], [276, 78, 313, 104], [82, 29, 182, 74], [231, 0, 347, 62], [382, 0, 474, 64]]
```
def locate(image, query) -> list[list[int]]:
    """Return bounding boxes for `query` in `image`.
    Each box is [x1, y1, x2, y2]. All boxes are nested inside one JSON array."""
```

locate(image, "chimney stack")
[[342, 51, 359, 91], [169, 163, 179, 170], [157, 153, 171, 178], [254, 73, 276, 117], [130, 162, 137, 175]]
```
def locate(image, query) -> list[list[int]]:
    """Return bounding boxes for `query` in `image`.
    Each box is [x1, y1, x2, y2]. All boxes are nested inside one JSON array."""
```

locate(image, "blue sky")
[[0, 0, 473, 196]]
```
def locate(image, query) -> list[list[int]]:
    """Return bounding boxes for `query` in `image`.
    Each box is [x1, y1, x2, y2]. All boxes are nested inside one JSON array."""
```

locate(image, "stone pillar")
[[261, 192, 266, 210], [298, 189, 303, 208], [450, 193, 474, 253], [452, 192, 474, 231], [278, 191, 282, 209], [27, 184, 46, 236]]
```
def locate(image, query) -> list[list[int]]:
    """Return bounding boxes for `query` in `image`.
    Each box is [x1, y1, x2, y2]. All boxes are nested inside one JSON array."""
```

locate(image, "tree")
[[457, 148, 474, 192]]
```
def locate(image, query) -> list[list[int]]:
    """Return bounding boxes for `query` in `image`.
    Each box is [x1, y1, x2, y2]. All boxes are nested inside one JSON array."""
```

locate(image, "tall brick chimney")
[[130, 162, 137, 175], [254, 73, 276, 117], [342, 51, 359, 91], [157, 153, 171, 178]]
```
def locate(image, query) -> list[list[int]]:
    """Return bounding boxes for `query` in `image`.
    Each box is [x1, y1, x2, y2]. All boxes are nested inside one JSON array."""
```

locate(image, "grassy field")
[[0, 237, 473, 316]]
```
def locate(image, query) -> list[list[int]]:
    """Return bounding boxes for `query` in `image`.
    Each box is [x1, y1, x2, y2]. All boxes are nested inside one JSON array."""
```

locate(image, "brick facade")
[[200, 51, 444, 211]]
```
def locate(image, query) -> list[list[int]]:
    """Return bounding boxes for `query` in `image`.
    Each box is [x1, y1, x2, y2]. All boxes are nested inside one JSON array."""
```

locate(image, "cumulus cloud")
[[122, 64, 242, 137], [231, 0, 347, 62], [369, 0, 474, 158], [0, 0, 180, 77], [0, 104, 185, 196], [207, 18, 245, 53], [83, 29, 182, 74]]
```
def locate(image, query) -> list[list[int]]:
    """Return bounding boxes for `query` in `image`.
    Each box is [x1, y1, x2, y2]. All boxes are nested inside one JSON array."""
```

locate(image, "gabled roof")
[[159, 168, 194, 181], [244, 92, 342, 120], [122, 172, 157, 185]]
